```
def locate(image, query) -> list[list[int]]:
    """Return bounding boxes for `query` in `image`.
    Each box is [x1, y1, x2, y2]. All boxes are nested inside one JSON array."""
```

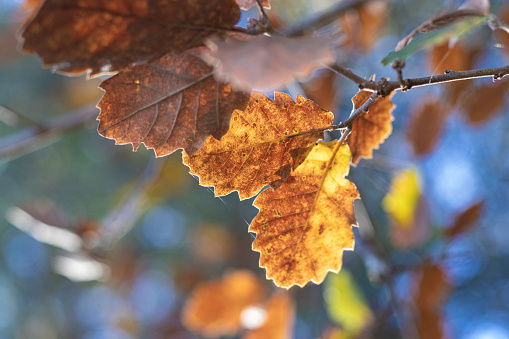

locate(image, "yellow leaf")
[[249, 141, 359, 288], [184, 91, 333, 200], [324, 270, 373, 335], [382, 168, 421, 229]]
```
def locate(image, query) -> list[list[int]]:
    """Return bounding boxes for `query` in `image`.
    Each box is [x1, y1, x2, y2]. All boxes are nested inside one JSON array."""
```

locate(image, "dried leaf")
[[406, 97, 451, 157], [183, 91, 333, 200], [348, 91, 395, 165], [237, 0, 271, 10], [21, 0, 241, 76], [301, 69, 337, 111], [182, 270, 265, 338], [244, 293, 295, 339], [203, 33, 340, 91], [460, 79, 508, 125], [444, 201, 484, 239], [97, 50, 250, 156], [249, 141, 359, 288]]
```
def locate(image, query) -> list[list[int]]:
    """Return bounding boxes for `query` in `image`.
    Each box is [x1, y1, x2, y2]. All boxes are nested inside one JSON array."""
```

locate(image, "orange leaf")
[[444, 201, 484, 239], [182, 270, 265, 337], [203, 33, 340, 91], [249, 141, 359, 288], [460, 79, 509, 125], [97, 50, 250, 156], [244, 293, 295, 339], [183, 91, 333, 200], [406, 97, 451, 157], [348, 91, 395, 165], [236, 0, 271, 10], [20, 0, 241, 77]]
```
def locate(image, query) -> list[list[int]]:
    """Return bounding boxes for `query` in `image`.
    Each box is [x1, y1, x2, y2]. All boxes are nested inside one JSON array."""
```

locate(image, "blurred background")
[[2, 0, 509, 338]]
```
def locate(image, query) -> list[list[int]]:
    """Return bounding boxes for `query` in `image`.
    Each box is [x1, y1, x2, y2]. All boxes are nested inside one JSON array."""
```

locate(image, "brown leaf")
[[21, 0, 241, 77], [182, 270, 265, 338], [406, 97, 451, 157], [347, 91, 395, 165], [340, 0, 389, 51], [413, 264, 451, 339], [183, 91, 333, 200], [460, 78, 508, 125], [301, 69, 338, 112], [236, 0, 271, 10], [444, 201, 484, 239], [249, 141, 359, 288], [244, 293, 295, 339], [203, 33, 340, 91], [494, 4, 509, 61], [97, 50, 250, 156]]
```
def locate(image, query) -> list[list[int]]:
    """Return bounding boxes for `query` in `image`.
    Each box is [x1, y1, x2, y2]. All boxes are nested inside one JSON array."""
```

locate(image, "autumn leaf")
[[182, 270, 265, 338], [244, 293, 295, 339], [97, 50, 250, 156], [237, 0, 271, 10], [183, 91, 333, 200], [249, 141, 359, 288], [348, 91, 395, 165], [460, 78, 508, 125], [301, 69, 337, 112], [406, 97, 451, 157], [21, 0, 241, 76], [444, 201, 484, 239], [202, 33, 341, 91]]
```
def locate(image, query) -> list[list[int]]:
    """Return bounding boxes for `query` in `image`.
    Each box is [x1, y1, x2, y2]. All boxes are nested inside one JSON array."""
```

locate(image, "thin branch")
[[284, 0, 370, 36], [0, 106, 98, 163], [329, 64, 509, 96]]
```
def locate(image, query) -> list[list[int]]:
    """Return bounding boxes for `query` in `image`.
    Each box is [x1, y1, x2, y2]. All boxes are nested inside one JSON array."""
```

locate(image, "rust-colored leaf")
[[236, 0, 271, 10], [406, 97, 451, 157], [444, 201, 484, 239], [460, 79, 508, 125], [21, 0, 241, 76], [413, 264, 451, 339], [348, 91, 395, 165], [302, 69, 338, 112], [203, 33, 340, 91], [182, 270, 265, 338], [97, 50, 250, 156], [249, 141, 359, 288], [244, 293, 295, 339], [183, 91, 333, 200]]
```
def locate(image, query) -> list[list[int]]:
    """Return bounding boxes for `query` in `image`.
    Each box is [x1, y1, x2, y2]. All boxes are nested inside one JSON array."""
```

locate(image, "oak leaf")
[[406, 97, 451, 157], [348, 91, 395, 165], [182, 270, 265, 338], [244, 293, 295, 339], [183, 91, 333, 200], [21, 0, 241, 76], [249, 141, 359, 288], [97, 50, 250, 156], [203, 33, 341, 91]]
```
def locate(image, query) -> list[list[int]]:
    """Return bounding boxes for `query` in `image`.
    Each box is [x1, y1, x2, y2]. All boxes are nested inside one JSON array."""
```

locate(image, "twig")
[[329, 64, 509, 96], [0, 106, 98, 163], [284, 0, 370, 36]]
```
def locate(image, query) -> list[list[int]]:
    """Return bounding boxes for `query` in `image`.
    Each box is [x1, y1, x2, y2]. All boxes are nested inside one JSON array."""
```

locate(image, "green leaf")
[[381, 15, 488, 66]]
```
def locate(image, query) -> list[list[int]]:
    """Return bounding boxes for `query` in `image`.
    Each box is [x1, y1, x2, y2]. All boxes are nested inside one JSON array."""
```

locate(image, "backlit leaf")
[[203, 33, 341, 91], [406, 97, 451, 157], [460, 78, 508, 125], [244, 293, 295, 339], [183, 91, 334, 200], [324, 270, 373, 335], [249, 141, 359, 288], [97, 50, 250, 156], [21, 0, 241, 76], [348, 91, 395, 165], [182, 270, 265, 337]]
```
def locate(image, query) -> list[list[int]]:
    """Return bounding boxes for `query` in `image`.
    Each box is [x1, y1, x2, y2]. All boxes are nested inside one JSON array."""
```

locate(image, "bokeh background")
[[2, 0, 509, 338]]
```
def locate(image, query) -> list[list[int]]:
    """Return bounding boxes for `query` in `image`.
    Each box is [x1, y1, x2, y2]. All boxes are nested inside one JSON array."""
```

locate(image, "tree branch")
[[0, 106, 98, 163], [329, 64, 509, 96]]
